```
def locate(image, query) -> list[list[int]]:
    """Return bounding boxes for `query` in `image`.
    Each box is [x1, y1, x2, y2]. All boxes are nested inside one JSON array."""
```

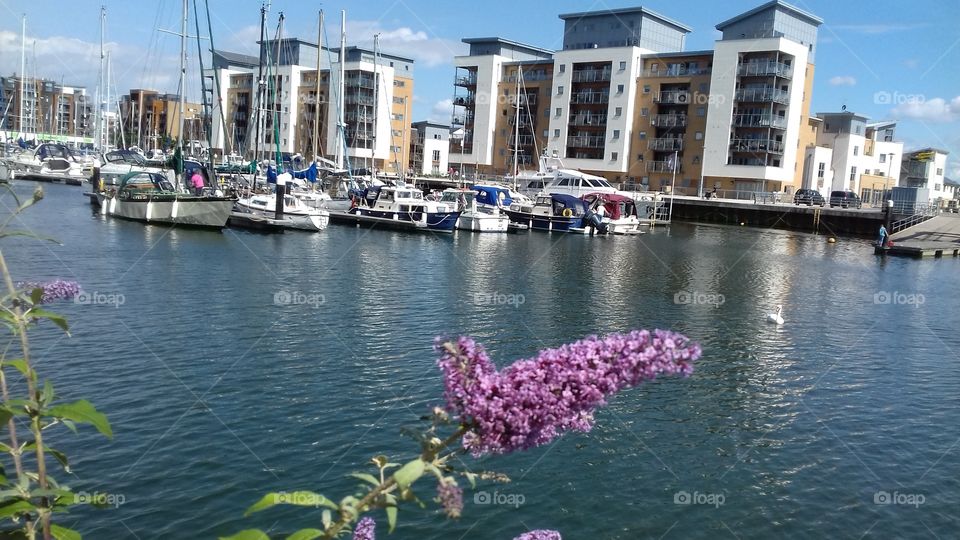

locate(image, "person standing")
[[877, 224, 888, 248], [190, 169, 205, 196]]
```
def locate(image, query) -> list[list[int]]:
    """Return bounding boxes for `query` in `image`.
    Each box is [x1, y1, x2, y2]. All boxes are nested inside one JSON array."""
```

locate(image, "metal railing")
[[452, 95, 475, 107], [735, 87, 790, 104], [455, 75, 477, 86], [567, 135, 606, 148], [506, 72, 552, 82], [649, 138, 684, 151], [569, 92, 609, 104], [733, 114, 787, 129], [654, 91, 691, 104], [738, 61, 793, 78], [571, 69, 612, 83], [642, 67, 711, 78], [891, 209, 937, 233], [569, 114, 607, 127], [651, 114, 687, 127], [647, 161, 682, 173], [729, 139, 784, 154]]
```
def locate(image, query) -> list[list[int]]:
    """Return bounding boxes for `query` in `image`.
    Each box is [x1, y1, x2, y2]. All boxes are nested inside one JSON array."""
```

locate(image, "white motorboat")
[[1, 143, 86, 185], [439, 188, 509, 232], [235, 191, 330, 231], [98, 149, 168, 187], [345, 185, 460, 232]]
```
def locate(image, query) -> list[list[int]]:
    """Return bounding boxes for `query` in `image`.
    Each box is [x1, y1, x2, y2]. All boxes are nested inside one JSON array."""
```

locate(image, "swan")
[[767, 305, 784, 325]]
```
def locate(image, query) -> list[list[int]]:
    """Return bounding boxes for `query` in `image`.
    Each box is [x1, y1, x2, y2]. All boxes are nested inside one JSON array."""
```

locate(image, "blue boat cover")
[[293, 162, 319, 183], [266, 165, 278, 184], [472, 185, 512, 207]]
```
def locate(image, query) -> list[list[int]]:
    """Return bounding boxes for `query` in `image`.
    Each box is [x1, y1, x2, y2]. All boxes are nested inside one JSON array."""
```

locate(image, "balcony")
[[569, 92, 609, 105], [571, 69, 612, 83], [651, 114, 687, 128], [735, 87, 790, 104], [510, 134, 537, 147], [649, 138, 684, 151], [642, 67, 712, 78], [729, 138, 784, 154], [344, 77, 375, 89], [654, 91, 691, 104], [507, 94, 537, 106], [568, 114, 607, 127], [453, 95, 475, 107], [451, 113, 474, 126], [508, 116, 535, 128], [567, 135, 606, 149], [507, 72, 551, 82], [738, 61, 793, 78], [344, 95, 375, 106], [732, 114, 787, 129], [455, 74, 477, 87], [647, 161, 682, 173]]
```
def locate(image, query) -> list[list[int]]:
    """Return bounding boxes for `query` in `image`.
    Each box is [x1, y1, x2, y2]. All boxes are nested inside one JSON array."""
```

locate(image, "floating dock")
[[879, 214, 960, 258], [328, 211, 445, 233]]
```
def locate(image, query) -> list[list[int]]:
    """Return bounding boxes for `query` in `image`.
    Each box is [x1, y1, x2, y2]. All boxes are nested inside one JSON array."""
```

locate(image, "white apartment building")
[[409, 121, 450, 176], [702, 1, 822, 193], [900, 148, 952, 205]]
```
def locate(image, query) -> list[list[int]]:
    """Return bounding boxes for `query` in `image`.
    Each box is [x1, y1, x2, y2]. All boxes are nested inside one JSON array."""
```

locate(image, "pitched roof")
[[716, 0, 823, 30]]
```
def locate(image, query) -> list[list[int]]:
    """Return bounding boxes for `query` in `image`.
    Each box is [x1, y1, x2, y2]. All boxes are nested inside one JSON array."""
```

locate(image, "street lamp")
[[885, 152, 895, 204]]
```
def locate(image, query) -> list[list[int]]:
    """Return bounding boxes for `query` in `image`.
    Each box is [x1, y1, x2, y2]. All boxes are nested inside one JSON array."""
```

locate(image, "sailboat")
[[96, 0, 233, 229]]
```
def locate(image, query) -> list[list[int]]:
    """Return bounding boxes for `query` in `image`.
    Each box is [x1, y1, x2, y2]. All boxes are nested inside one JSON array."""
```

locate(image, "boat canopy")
[[292, 162, 319, 183], [105, 150, 147, 165], [549, 194, 588, 216], [118, 171, 175, 193], [583, 192, 635, 220], [37, 144, 74, 161], [472, 185, 513, 207]]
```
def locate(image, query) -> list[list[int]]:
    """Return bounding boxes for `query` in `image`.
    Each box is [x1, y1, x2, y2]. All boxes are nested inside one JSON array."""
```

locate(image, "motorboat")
[[439, 187, 509, 232], [1, 143, 86, 185], [503, 193, 591, 233], [235, 190, 330, 231], [581, 193, 644, 235], [346, 185, 460, 232], [98, 149, 167, 187], [96, 170, 234, 229]]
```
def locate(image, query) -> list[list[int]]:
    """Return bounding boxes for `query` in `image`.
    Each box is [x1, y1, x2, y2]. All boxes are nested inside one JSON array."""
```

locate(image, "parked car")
[[829, 190, 862, 209], [794, 189, 826, 206]]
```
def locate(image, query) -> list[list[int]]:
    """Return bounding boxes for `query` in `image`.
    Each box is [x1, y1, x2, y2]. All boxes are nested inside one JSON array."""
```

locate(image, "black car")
[[829, 190, 862, 209], [794, 189, 826, 206]]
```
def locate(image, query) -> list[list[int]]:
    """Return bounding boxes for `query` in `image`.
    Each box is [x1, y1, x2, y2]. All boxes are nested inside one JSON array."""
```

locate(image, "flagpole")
[[669, 150, 677, 224]]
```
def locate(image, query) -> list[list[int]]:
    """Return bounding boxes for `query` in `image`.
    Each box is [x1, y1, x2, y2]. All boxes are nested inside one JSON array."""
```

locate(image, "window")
[[880, 154, 886, 163], [393, 113, 404, 121], [393, 97, 405, 104], [556, 107, 562, 117], [637, 154, 644, 161], [557, 86, 564, 95], [850, 166, 857, 182], [615, 107, 623, 117], [818, 162, 825, 178], [643, 85, 651, 94], [937, 168, 944, 175], [612, 152, 619, 161], [695, 131, 703, 141], [544, 108, 550, 117], [559, 64, 565, 73], [697, 107, 705, 117], [854, 146, 859, 156], [613, 130, 620, 139], [554, 129, 560, 138], [935, 183, 942, 191], [617, 84, 624, 94], [639, 132, 647, 140], [543, 130, 549, 137], [393, 80, 406, 87], [692, 156, 700, 164], [641, 107, 648, 116], [619, 61, 627, 71]]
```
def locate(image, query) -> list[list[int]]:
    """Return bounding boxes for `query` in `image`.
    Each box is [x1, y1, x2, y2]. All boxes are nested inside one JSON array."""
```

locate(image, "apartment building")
[[118, 89, 204, 149], [409, 121, 450, 176], [900, 148, 952, 205], [210, 39, 414, 175], [0, 76, 92, 140]]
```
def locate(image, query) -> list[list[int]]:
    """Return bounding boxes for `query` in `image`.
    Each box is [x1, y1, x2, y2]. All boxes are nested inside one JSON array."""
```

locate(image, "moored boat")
[[96, 170, 234, 229], [503, 193, 590, 233], [1, 143, 86, 185], [582, 193, 645, 235], [346, 185, 460, 232], [439, 187, 509, 232], [235, 189, 330, 231]]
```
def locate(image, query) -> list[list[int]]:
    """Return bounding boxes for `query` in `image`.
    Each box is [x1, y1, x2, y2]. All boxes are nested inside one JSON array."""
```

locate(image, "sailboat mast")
[[273, 12, 284, 169], [252, 3, 267, 164], [312, 9, 323, 163], [336, 10, 346, 170], [178, 0, 188, 155], [97, 6, 105, 150], [105, 51, 111, 148], [513, 71, 521, 179], [19, 15, 25, 138], [372, 33, 380, 180]]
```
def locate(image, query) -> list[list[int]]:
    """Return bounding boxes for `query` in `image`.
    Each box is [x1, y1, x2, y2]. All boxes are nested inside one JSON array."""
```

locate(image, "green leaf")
[[244, 491, 338, 516], [0, 407, 12, 427], [1, 359, 30, 378], [27, 308, 69, 334], [0, 499, 35, 519], [29, 287, 44, 306], [386, 504, 398, 533], [219, 531, 271, 540], [349, 472, 380, 487], [22, 443, 70, 474], [392, 458, 425, 489], [47, 400, 112, 439], [50, 524, 81, 540], [0, 230, 60, 244], [285, 529, 324, 540], [41, 380, 55, 407], [463, 472, 477, 490]]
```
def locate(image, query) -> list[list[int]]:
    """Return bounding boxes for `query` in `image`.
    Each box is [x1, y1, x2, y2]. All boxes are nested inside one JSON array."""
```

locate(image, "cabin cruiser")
[[503, 193, 591, 233], [582, 193, 644, 235], [97, 170, 234, 228], [439, 187, 509, 232], [98, 149, 167, 187], [350, 185, 460, 232], [511, 154, 618, 199], [1, 143, 86, 185], [235, 189, 329, 232]]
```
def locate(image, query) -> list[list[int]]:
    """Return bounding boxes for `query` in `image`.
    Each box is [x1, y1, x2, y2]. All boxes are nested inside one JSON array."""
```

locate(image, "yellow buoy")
[[827, 237, 837, 244]]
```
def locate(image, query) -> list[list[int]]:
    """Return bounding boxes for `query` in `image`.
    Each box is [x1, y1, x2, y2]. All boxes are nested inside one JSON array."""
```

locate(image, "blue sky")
[[1, 0, 957, 175]]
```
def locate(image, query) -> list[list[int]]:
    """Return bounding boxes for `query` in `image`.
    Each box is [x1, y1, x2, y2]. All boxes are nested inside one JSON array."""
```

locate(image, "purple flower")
[[16, 280, 81, 303], [352, 516, 376, 540], [437, 330, 700, 457], [436, 481, 463, 519], [514, 530, 562, 540]]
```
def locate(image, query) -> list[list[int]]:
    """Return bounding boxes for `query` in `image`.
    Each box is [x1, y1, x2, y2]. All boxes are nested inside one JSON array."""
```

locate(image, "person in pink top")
[[190, 169, 205, 196]]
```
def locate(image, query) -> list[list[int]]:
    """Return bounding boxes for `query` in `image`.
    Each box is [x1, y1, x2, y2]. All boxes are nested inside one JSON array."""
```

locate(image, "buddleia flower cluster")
[[436, 330, 700, 457], [15, 280, 80, 303]]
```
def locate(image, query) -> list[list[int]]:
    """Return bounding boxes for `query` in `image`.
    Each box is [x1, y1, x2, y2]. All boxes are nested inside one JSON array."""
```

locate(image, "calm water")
[[4, 182, 959, 539]]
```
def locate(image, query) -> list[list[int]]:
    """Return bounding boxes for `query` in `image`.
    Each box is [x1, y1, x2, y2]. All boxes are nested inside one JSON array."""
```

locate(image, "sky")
[[1, 0, 957, 176]]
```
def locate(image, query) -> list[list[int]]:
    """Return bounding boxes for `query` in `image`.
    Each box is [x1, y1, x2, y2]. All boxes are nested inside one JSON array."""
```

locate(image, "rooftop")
[[412, 120, 450, 130], [716, 0, 824, 30], [558, 6, 693, 33], [816, 111, 870, 121], [462, 37, 554, 56], [333, 45, 415, 64], [213, 50, 260, 69], [905, 148, 951, 156], [642, 50, 714, 59]]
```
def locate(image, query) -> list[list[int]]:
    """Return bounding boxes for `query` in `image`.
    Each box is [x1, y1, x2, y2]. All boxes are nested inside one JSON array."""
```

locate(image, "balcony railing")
[[569, 92, 609, 104], [451, 113, 475, 126], [510, 135, 537, 147], [735, 87, 790, 104], [651, 114, 687, 128], [567, 135, 606, 149], [568, 114, 607, 127], [508, 116, 535, 128], [738, 61, 793, 78], [647, 161, 682, 173], [649, 138, 684, 151], [732, 114, 787, 129], [344, 95, 375, 106], [453, 95, 475, 107], [455, 74, 477, 87], [729, 138, 784, 154], [344, 77, 375, 89], [571, 69, 612, 83], [654, 91, 691, 104], [642, 67, 711, 78], [507, 94, 538, 106], [506, 72, 552, 82]]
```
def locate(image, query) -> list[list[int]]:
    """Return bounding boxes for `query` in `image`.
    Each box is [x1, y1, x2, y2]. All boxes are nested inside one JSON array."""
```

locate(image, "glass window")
[[617, 84, 624, 94], [612, 151, 619, 161], [616, 107, 623, 116], [557, 86, 564, 95], [619, 61, 627, 71], [695, 132, 703, 140], [559, 64, 565, 73], [613, 130, 620, 139]]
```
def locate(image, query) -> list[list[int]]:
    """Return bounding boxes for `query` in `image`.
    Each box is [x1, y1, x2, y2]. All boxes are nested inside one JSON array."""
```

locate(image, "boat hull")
[[503, 210, 587, 233], [353, 208, 460, 232], [234, 202, 329, 231], [456, 213, 510, 232], [98, 195, 234, 229]]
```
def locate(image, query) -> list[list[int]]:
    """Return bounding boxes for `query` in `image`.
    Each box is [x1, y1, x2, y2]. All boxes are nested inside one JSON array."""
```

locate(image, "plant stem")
[[322, 425, 468, 539], [0, 250, 51, 540]]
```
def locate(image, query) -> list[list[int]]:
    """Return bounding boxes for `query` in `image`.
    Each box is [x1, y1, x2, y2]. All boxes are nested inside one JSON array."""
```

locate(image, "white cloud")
[[829, 76, 857, 87], [891, 96, 960, 123], [428, 98, 453, 123], [346, 20, 466, 68]]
